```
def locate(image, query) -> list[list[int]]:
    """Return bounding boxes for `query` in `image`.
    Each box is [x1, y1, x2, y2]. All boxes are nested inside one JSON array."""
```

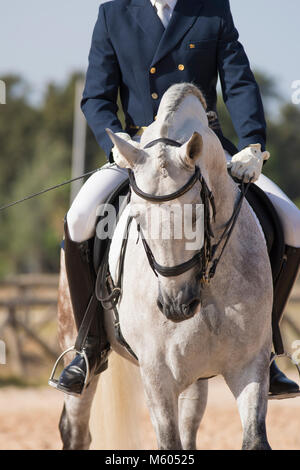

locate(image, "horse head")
[[106, 83, 228, 323]]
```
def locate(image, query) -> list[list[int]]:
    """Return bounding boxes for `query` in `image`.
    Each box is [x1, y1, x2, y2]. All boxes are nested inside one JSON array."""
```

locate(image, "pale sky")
[[1, 0, 299, 105]]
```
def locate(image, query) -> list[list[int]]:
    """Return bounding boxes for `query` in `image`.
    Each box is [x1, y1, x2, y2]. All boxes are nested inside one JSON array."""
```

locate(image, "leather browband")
[[143, 137, 182, 149], [128, 166, 201, 203]]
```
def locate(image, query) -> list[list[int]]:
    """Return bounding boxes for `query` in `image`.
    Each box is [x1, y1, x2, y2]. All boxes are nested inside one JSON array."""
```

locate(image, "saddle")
[[243, 183, 285, 283]]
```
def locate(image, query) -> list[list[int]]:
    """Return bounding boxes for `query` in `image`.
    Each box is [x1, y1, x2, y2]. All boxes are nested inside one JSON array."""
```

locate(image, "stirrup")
[[48, 346, 90, 397], [268, 352, 300, 400]]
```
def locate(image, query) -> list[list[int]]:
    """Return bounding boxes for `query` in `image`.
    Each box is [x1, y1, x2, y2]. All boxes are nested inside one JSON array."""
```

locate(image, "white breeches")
[[67, 152, 300, 248], [67, 163, 128, 242]]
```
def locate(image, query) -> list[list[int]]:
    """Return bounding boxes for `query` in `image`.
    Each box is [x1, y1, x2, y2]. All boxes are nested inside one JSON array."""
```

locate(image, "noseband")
[[128, 138, 217, 281]]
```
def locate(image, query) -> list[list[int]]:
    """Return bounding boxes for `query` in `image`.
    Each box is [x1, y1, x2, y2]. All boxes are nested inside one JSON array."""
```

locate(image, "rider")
[[54, 0, 300, 397]]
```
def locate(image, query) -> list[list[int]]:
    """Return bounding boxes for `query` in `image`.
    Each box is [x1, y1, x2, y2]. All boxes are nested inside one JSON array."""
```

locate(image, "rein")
[[129, 137, 251, 283]]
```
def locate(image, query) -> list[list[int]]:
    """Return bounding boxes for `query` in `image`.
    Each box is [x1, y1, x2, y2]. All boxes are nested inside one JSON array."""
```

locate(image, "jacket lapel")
[[151, 0, 204, 66], [127, 0, 165, 53]]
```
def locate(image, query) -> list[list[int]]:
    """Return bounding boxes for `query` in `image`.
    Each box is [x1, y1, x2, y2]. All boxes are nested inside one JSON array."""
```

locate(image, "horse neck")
[[215, 176, 239, 228]]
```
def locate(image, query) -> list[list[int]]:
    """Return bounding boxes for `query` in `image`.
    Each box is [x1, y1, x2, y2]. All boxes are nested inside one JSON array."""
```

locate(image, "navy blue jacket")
[[81, 0, 266, 159]]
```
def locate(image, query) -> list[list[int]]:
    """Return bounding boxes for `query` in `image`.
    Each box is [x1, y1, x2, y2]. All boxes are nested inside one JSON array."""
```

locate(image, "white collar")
[[151, 0, 178, 11]]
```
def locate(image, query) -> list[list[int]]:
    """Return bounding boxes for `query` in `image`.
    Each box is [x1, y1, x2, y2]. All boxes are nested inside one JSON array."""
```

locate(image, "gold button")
[[151, 92, 158, 100], [154, 115, 157, 120], [150, 67, 156, 74], [189, 44, 195, 49], [178, 64, 185, 71]]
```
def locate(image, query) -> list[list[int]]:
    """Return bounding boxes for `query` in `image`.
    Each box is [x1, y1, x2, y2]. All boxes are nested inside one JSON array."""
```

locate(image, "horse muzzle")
[[157, 287, 201, 322]]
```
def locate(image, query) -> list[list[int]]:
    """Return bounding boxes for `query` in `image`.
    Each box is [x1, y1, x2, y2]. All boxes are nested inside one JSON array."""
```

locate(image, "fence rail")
[[0, 274, 299, 378]]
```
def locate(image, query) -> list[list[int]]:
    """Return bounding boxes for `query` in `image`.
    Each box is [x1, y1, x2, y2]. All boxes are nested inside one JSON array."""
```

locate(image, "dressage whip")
[[0, 168, 100, 212]]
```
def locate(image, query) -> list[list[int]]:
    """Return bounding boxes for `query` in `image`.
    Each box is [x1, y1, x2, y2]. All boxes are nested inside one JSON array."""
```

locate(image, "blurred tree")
[[266, 104, 300, 202], [0, 75, 41, 190], [0, 73, 105, 276]]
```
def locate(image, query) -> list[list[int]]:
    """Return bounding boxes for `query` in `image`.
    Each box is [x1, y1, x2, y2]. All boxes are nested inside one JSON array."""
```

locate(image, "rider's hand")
[[228, 144, 270, 183], [111, 132, 139, 162]]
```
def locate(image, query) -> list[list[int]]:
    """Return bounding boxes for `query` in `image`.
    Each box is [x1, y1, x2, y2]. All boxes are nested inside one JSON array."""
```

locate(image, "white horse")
[[58, 83, 273, 450]]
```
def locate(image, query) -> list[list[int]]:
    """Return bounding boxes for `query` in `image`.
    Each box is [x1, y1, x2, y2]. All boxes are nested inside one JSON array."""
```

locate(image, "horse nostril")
[[157, 293, 201, 322], [189, 298, 200, 312], [182, 298, 201, 317], [157, 298, 164, 312]]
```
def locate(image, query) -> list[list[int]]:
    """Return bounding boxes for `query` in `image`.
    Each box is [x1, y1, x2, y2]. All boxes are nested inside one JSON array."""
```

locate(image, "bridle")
[[95, 136, 251, 363], [128, 137, 251, 284]]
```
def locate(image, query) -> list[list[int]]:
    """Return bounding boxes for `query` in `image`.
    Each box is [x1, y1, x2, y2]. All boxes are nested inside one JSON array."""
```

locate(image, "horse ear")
[[181, 132, 203, 167], [106, 129, 143, 168]]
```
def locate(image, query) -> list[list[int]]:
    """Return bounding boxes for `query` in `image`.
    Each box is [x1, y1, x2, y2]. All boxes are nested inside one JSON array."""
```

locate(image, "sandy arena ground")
[[0, 371, 299, 450]]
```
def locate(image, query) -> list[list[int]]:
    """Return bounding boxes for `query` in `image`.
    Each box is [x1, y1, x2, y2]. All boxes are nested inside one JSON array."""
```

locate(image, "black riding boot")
[[269, 245, 300, 399], [56, 222, 110, 396]]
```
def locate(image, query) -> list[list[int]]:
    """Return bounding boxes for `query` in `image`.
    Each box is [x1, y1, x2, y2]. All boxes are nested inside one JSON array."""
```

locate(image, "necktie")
[[155, 0, 171, 28]]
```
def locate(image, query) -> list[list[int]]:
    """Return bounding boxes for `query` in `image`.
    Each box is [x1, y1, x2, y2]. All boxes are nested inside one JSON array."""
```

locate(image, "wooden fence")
[[0, 274, 299, 378], [0, 274, 60, 376]]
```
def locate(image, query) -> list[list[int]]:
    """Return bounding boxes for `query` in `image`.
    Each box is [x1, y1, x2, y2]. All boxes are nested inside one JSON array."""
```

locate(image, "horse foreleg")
[[178, 379, 208, 450], [224, 349, 272, 450], [140, 366, 182, 450], [59, 377, 99, 450], [57, 250, 99, 450]]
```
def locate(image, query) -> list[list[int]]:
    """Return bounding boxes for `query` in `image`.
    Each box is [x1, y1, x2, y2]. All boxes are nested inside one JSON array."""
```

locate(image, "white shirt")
[[150, 0, 178, 27]]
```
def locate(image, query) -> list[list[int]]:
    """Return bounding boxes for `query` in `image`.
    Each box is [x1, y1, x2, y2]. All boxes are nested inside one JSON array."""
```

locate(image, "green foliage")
[[0, 70, 299, 278], [0, 73, 105, 277]]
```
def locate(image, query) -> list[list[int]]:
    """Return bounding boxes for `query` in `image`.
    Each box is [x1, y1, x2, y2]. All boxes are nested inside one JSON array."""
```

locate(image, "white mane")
[[154, 83, 209, 141], [157, 83, 208, 136]]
